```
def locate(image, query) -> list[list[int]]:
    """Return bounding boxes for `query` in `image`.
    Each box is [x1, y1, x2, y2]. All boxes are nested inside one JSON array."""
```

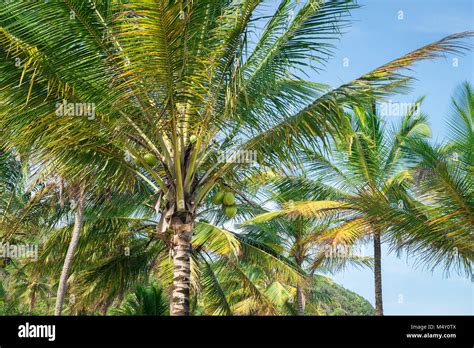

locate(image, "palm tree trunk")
[[29, 291, 36, 314], [170, 212, 193, 316], [101, 298, 113, 315], [46, 295, 51, 313], [295, 238, 305, 316], [54, 183, 86, 316], [373, 231, 384, 316], [296, 284, 305, 315]]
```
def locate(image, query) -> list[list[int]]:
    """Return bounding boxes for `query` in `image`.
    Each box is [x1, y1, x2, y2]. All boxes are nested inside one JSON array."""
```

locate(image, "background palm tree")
[[0, 147, 61, 314], [243, 176, 372, 315], [248, 101, 433, 315], [1, 0, 472, 315], [385, 82, 473, 275], [111, 283, 168, 316], [10, 266, 52, 314]]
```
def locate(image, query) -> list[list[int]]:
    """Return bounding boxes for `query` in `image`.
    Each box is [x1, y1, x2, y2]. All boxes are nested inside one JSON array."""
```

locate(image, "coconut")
[[224, 205, 237, 218], [189, 135, 197, 143], [212, 191, 225, 205], [143, 153, 158, 167], [223, 192, 235, 206]]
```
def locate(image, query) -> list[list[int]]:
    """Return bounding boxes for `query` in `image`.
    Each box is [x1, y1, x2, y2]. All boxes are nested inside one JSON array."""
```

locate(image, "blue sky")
[[315, 0, 473, 315]]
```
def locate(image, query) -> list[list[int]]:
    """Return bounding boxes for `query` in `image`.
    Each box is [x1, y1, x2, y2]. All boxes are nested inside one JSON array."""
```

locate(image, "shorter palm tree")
[[111, 283, 168, 316], [10, 265, 52, 314], [244, 176, 372, 315]]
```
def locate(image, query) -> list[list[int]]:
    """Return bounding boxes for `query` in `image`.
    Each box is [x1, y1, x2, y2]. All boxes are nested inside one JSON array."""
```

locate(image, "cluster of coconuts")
[[212, 190, 237, 218]]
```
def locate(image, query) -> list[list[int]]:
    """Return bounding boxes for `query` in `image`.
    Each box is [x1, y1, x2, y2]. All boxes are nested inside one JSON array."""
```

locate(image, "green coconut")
[[189, 135, 197, 143], [223, 192, 235, 206], [224, 205, 237, 218], [212, 191, 225, 205], [143, 153, 158, 167]]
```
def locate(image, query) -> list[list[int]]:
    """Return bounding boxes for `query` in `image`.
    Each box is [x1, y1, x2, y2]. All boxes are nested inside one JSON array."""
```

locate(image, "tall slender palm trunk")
[[373, 231, 383, 316], [101, 298, 113, 315], [54, 183, 86, 316], [170, 212, 193, 316], [295, 240, 305, 315], [28, 291, 36, 314], [296, 284, 305, 315]]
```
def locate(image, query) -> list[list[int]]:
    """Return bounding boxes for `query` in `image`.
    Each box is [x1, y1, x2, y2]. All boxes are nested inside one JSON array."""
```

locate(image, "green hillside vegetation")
[[312, 276, 375, 316]]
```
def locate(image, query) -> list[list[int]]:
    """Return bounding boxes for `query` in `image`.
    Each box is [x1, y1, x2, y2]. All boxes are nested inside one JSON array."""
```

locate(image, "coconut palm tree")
[[1, 0, 472, 315], [243, 176, 372, 315], [385, 82, 473, 275], [0, 146, 67, 315], [111, 283, 168, 316], [9, 265, 52, 314], [247, 101, 433, 315]]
